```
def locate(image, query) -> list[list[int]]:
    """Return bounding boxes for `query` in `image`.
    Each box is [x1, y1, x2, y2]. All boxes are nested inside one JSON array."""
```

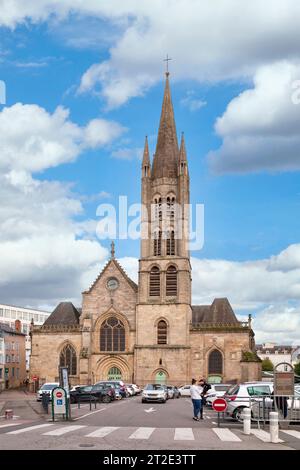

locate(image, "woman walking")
[[190, 378, 203, 421]]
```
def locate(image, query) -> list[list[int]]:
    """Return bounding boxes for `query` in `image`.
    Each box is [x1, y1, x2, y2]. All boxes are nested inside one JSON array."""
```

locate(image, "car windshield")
[[41, 384, 57, 390], [145, 384, 164, 391], [82, 386, 93, 392], [215, 385, 230, 392]]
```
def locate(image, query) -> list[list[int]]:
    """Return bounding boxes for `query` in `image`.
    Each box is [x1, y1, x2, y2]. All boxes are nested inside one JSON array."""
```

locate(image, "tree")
[[261, 358, 274, 371], [294, 362, 300, 376]]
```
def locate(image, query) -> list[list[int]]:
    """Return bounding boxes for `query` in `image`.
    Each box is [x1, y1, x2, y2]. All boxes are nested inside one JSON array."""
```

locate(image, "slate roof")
[[192, 298, 240, 325], [43, 302, 80, 326], [0, 322, 25, 336]]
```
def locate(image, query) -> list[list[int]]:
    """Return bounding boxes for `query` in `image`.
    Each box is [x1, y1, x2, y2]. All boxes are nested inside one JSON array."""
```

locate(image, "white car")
[[131, 384, 141, 395], [142, 384, 168, 403], [225, 382, 273, 421], [36, 382, 59, 401], [178, 385, 191, 396], [205, 384, 231, 406]]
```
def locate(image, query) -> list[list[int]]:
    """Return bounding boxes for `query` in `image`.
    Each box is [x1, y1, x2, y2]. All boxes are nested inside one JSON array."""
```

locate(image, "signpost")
[[212, 398, 227, 427], [59, 366, 71, 419], [274, 362, 294, 396], [51, 387, 68, 421]]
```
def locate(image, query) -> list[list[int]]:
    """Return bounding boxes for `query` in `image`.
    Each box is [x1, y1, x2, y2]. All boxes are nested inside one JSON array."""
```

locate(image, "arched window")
[[167, 196, 175, 219], [166, 265, 177, 296], [153, 230, 162, 256], [100, 317, 125, 352], [59, 344, 77, 375], [157, 320, 167, 344], [166, 230, 175, 255], [150, 266, 160, 297], [208, 349, 223, 375]]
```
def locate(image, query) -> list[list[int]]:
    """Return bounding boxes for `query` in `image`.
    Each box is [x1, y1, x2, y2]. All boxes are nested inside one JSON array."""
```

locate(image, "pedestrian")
[[199, 378, 211, 409], [190, 378, 203, 421]]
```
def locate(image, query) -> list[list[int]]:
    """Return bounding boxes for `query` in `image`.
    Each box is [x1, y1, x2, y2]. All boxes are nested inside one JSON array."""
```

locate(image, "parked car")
[[125, 384, 135, 396], [36, 382, 59, 401], [95, 381, 126, 399], [131, 384, 141, 395], [70, 384, 115, 404], [205, 384, 231, 406], [166, 385, 175, 399], [173, 386, 181, 398], [178, 384, 191, 397], [141, 384, 168, 403], [224, 382, 273, 421]]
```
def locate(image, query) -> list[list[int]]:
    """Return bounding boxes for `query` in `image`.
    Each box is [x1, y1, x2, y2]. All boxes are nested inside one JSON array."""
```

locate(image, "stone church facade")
[[30, 74, 261, 387]]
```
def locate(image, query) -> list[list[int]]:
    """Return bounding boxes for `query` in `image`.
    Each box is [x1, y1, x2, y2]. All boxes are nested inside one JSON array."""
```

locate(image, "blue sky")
[[0, 1, 300, 343]]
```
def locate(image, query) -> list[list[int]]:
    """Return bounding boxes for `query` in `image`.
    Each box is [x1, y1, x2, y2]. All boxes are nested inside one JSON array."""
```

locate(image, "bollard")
[[5, 409, 13, 420], [270, 411, 279, 443], [242, 408, 251, 435]]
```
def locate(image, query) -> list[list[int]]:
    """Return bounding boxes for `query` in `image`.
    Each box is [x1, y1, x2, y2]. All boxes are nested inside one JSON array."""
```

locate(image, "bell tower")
[[135, 73, 192, 385]]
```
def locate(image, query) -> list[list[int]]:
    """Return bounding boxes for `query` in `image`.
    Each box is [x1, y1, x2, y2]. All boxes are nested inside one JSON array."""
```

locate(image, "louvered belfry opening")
[[157, 320, 167, 344], [149, 266, 160, 296], [153, 231, 162, 256], [166, 265, 177, 296], [100, 317, 125, 352], [166, 230, 175, 256], [208, 349, 223, 374], [59, 344, 77, 375]]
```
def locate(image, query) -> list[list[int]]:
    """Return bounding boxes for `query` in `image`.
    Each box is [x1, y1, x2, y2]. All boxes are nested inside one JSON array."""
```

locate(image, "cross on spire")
[[110, 241, 115, 259], [163, 54, 172, 76]]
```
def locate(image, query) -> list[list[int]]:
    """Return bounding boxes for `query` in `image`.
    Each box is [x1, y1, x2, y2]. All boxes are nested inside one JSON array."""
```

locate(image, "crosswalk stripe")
[[251, 429, 283, 443], [7, 424, 54, 435], [85, 426, 119, 438], [43, 425, 86, 436], [129, 427, 155, 439], [281, 430, 300, 439], [0, 422, 25, 429], [174, 428, 194, 440], [212, 428, 241, 442]]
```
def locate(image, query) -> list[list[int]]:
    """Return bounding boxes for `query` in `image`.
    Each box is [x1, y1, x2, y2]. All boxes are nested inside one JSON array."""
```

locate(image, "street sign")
[[52, 387, 68, 420], [32, 375, 38, 381], [59, 366, 70, 398], [212, 398, 227, 413], [274, 362, 294, 396]]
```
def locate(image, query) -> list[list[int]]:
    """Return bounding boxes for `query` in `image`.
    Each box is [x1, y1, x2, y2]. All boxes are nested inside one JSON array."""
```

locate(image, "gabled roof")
[[192, 298, 239, 325], [44, 302, 80, 326], [0, 322, 25, 336], [83, 258, 138, 294]]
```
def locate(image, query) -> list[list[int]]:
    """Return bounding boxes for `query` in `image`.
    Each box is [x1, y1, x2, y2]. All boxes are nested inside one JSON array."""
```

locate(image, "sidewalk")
[[0, 388, 45, 422]]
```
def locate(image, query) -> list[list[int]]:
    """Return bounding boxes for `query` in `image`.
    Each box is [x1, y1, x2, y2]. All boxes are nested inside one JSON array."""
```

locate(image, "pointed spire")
[[152, 74, 179, 179], [110, 241, 115, 259], [142, 136, 150, 167], [179, 132, 187, 162]]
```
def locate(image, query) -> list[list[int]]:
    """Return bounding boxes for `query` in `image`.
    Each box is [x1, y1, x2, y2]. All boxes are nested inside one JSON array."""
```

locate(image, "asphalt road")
[[0, 395, 299, 450]]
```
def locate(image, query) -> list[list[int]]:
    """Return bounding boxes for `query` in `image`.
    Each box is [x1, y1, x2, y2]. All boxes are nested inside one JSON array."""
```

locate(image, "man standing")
[[199, 378, 211, 419], [190, 378, 203, 421]]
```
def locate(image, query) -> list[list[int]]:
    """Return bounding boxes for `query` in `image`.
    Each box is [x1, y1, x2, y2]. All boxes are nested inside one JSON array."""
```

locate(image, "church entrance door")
[[155, 370, 167, 384], [107, 366, 122, 380]]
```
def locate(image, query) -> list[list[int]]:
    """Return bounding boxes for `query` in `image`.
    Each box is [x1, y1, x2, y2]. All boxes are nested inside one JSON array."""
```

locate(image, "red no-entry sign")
[[212, 398, 227, 412], [56, 391, 63, 398]]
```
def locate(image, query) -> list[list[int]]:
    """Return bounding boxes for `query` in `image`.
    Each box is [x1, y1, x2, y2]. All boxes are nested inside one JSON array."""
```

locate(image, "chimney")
[[15, 319, 21, 332]]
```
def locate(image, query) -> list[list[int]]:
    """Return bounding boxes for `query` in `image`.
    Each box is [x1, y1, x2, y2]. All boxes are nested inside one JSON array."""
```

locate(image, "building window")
[[166, 230, 175, 256], [100, 317, 125, 352], [167, 196, 175, 219], [149, 266, 161, 297], [153, 230, 162, 256], [208, 349, 223, 375], [107, 367, 122, 380], [59, 344, 77, 375], [157, 320, 167, 344], [166, 265, 177, 296]]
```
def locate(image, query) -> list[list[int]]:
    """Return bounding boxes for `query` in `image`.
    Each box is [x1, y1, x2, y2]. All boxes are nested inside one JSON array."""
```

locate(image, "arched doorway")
[[107, 366, 122, 380], [155, 370, 167, 384]]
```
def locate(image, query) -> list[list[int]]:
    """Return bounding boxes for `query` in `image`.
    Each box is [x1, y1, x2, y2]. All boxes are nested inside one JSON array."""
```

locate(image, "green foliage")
[[261, 358, 274, 371], [294, 362, 300, 376], [242, 351, 261, 362]]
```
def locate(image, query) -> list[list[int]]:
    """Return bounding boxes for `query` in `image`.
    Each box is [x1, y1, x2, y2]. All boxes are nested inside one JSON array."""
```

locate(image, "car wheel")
[[102, 395, 111, 404], [233, 407, 246, 422]]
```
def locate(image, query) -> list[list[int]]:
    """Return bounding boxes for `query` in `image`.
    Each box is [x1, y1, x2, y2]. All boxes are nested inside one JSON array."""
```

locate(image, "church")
[[30, 74, 261, 387]]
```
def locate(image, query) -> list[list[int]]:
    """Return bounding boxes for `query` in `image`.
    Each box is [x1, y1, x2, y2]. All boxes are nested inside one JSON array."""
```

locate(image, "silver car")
[[141, 384, 167, 403]]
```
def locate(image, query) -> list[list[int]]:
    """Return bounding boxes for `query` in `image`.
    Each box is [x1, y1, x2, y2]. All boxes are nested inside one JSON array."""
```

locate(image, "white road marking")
[[43, 425, 86, 436], [85, 426, 119, 438], [251, 429, 283, 443], [73, 407, 106, 421], [212, 427, 241, 442], [174, 428, 194, 440], [129, 427, 155, 439], [6, 423, 54, 435], [144, 407, 156, 413], [205, 415, 211, 419], [281, 430, 300, 439], [0, 422, 25, 429]]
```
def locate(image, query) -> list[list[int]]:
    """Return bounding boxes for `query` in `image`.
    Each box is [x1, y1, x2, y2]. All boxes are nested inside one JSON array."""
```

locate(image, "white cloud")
[[208, 61, 300, 173], [0, 103, 125, 175], [253, 304, 300, 344], [2, 1, 300, 107], [111, 147, 143, 161], [181, 91, 207, 112]]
